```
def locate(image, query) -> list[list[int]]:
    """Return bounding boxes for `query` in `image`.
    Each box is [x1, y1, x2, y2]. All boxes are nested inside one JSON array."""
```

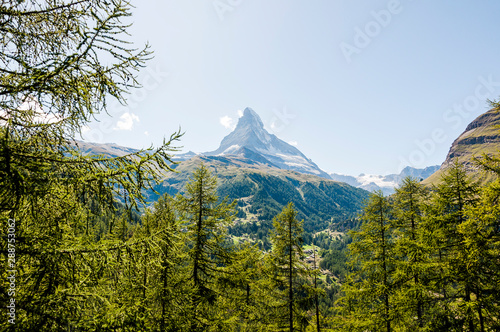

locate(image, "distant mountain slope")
[[75, 140, 369, 230], [330, 165, 439, 195], [423, 108, 500, 185], [151, 155, 369, 231], [74, 140, 139, 157], [206, 108, 331, 179]]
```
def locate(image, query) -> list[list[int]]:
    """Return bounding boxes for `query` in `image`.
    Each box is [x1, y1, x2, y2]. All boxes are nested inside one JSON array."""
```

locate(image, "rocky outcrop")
[[424, 108, 500, 184], [464, 110, 500, 132], [442, 109, 500, 169], [456, 135, 500, 146]]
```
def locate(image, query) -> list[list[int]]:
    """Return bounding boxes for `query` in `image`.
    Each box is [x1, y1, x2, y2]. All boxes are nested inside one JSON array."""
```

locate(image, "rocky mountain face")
[[329, 165, 439, 195], [424, 108, 500, 184], [206, 108, 331, 179]]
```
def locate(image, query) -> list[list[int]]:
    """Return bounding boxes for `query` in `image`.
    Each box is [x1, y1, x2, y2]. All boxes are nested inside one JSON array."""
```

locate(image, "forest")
[[1, 1, 500, 331], [334, 162, 500, 331]]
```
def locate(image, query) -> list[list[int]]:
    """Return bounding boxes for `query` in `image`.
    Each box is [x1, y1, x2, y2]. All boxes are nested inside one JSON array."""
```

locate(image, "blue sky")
[[82, 0, 500, 175]]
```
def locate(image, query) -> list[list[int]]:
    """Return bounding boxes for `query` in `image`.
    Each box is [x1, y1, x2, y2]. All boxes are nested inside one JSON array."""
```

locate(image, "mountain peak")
[[243, 107, 257, 116], [237, 107, 264, 130], [207, 107, 331, 179]]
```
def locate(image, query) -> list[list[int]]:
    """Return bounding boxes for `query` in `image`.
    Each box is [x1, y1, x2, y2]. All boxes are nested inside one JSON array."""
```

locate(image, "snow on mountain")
[[357, 174, 399, 189], [329, 165, 439, 195], [172, 151, 198, 161], [206, 107, 331, 179]]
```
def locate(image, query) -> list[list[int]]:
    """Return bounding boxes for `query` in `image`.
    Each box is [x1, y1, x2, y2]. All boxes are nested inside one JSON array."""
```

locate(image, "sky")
[[82, 0, 500, 176]]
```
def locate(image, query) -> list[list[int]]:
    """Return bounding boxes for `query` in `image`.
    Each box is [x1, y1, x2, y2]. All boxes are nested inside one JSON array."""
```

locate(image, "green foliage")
[[264, 202, 320, 331], [390, 177, 436, 330], [334, 166, 500, 331], [335, 191, 395, 331], [0, 1, 181, 330], [3, 2, 498, 329], [427, 163, 480, 330], [319, 237, 350, 281], [176, 164, 238, 330], [462, 180, 500, 331], [136, 195, 192, 331]]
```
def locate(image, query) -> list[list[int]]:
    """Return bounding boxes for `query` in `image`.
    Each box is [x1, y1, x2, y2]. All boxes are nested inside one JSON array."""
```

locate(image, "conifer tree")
[[0, 1, 180, 329], [266, 202, 312, 332], [391, 177, 433, 329], [335, 191, 394, 332], [176, 164, 237, 330], [219, 242, 266, 331], [429, 162, 478, 330], [465, 100, 500, 331], [138, 194, 191, 331], [462, 180, 500, 331]]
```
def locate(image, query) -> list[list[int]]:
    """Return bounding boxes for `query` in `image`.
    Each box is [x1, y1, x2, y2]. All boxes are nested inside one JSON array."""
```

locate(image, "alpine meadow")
[[1, 1, 500, 331]]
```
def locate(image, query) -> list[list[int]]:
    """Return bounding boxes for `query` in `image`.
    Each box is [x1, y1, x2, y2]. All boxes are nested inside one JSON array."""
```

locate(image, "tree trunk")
[[160, 244, 169, 332], [191, 180, 204, 332], [477, 286, 484, 332], [289, 218, 294, 332], [380, 208, 391, 332], [409, 199, 423, 328], [314, 246, 320, 332], [466, 287, 475, 332], [416, 274, 423, 328], [246, 284, 250, 306]]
